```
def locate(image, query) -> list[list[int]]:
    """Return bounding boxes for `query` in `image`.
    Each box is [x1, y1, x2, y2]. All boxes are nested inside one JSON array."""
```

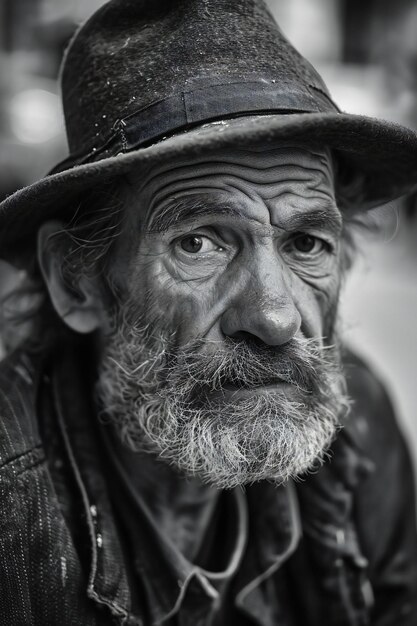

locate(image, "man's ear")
[[37, 220, 108, 334]]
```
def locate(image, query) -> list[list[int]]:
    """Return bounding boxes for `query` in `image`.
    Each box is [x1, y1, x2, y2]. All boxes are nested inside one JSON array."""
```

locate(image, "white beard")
[[96, 321, 348, 489]]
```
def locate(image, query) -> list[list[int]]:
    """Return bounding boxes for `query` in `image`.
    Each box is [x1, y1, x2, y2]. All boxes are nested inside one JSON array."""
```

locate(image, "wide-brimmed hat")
[[2, 0, 417, 264]]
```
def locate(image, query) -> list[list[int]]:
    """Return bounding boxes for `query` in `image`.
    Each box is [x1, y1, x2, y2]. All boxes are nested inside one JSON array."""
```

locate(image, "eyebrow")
[[146, 197, 244, 233], [280, 207, 343, 237], [146, 195, 342, 237]]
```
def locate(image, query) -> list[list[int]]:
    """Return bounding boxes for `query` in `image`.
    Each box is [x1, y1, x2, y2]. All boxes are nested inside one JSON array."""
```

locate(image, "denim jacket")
[[0, 335, 416, 626]]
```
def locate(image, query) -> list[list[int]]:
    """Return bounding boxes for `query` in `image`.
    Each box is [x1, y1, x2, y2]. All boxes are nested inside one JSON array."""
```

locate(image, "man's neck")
[[107, 430, 221, 562]]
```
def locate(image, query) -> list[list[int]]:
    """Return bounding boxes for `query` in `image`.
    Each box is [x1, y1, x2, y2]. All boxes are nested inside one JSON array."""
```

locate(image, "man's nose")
[[220, 262, 301, 346]]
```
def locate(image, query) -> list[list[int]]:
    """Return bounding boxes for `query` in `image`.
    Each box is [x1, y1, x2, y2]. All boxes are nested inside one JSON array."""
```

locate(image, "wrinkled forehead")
[[124, 142, 336, 222]]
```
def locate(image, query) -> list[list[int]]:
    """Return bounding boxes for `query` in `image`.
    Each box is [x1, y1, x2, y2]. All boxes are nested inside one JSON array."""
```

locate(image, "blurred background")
[[0, 0, 416, 466]]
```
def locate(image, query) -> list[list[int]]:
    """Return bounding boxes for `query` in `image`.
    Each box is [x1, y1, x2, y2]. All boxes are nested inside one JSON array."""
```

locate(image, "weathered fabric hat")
[[2, 0, 417, 263]]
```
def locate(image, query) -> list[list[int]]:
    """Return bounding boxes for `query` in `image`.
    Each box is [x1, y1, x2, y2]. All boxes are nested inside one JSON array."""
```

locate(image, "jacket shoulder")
[[0, 347, 43, 470], [342, 348, 408, 464], [343, 349, 417, 616]]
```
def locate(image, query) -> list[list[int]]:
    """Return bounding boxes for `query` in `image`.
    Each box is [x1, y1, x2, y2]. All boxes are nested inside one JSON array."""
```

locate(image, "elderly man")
[[1, 1, 417, 625]]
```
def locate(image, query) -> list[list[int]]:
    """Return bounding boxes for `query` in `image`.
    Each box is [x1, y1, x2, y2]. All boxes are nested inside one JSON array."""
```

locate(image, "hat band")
[[52, 79, 338, 174]]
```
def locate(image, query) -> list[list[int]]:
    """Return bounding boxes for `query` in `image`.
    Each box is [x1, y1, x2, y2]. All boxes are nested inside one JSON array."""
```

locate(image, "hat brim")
[[1, 112, 417, 265]]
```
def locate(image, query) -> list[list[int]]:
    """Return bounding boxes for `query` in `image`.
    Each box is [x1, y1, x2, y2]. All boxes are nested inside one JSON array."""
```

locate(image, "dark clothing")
[[0, 335, 417, 625], [100, 425, 301, 626]]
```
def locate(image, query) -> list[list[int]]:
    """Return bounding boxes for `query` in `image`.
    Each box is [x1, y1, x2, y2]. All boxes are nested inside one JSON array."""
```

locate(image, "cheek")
[[127, 252, 223, 344], [290, 270, 341, 339]]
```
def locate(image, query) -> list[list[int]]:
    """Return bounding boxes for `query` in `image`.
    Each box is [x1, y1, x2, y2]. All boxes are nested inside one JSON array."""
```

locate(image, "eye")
[[291, 233, 327, 255], [179, 235, 220, 254], [181, 235, 204, 253]]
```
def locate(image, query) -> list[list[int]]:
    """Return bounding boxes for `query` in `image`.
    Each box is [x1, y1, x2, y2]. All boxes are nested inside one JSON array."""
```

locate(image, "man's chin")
[[205, 382, 302, 404], [161, 429, 336, 490], [132, 396, 340, 490]]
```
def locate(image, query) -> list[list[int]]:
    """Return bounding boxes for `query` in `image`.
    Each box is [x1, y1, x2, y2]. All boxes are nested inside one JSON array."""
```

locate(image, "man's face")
[[96, 144, 348, 488]]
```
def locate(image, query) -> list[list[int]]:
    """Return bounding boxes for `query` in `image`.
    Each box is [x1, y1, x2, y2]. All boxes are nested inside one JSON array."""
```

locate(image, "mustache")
[[156, 335, 340, 398], [106, 309, 341, 402]]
